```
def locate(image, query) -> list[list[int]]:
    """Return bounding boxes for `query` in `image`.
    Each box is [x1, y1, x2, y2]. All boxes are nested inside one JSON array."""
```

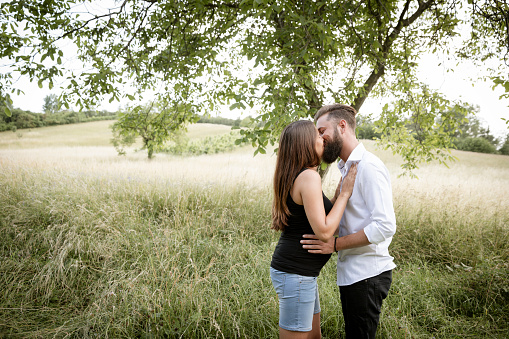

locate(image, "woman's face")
[[314, 127, 324, 159]]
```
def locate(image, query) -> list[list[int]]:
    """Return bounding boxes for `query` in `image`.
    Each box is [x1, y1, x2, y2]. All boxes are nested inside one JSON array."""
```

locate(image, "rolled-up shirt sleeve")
[[360, 161, 397, 245]]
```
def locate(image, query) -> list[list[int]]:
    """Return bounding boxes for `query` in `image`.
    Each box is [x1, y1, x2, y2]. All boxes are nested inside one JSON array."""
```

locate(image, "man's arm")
[[300, 230, 370, 254], [302, 158, 395, 254], [360, 161, 396, 245]]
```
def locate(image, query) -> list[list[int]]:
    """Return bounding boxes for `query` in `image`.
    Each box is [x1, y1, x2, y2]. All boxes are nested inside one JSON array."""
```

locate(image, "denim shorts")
[[270, 267, 320, 332]]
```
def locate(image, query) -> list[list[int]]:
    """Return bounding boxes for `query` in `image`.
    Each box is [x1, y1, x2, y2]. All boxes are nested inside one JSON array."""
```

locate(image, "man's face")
[[316, 115, 343, 164]]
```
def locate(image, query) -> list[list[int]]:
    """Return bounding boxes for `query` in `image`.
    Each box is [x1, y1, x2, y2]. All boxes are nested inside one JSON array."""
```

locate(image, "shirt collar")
[[337, 142, 365, 175]]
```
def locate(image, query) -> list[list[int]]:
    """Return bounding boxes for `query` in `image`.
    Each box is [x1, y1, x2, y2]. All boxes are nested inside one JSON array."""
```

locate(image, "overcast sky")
[[365, 53, 509, 139]]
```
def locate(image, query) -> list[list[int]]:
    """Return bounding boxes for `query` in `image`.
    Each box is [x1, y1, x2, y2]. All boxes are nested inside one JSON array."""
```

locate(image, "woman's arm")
[[294, 164, 357, 242]]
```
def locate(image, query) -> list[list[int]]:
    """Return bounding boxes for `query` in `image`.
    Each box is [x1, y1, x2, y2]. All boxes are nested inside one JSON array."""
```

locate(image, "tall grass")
[[0, 156, 276, 337], [0, 123, 508, 338]]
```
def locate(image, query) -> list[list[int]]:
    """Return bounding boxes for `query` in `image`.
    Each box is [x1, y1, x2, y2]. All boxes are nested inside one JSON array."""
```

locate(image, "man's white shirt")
[[336, 143, 397, 286]]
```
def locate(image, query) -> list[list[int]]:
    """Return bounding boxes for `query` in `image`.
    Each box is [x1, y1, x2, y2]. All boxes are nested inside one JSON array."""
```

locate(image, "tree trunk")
[[351, 0, 434, 112]]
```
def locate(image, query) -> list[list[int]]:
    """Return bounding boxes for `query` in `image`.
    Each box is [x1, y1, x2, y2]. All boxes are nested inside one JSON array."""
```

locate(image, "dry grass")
[[2, 121, 508, 210], [0, 122, 508, 338], [0, 121, 271, 187], [2, 121, 507, 230], [0, 146, 276, 190]]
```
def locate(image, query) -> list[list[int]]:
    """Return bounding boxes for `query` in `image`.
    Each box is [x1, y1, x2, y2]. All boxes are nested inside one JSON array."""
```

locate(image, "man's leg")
[[339, 270, 392, 339]]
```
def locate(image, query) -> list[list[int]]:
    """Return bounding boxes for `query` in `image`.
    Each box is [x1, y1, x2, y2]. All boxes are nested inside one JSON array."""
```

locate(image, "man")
[[301, 103, 396, 339]]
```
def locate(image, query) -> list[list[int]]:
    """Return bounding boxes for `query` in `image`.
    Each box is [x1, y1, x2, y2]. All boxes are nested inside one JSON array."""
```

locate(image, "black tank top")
[[270, 169, 333, 277]]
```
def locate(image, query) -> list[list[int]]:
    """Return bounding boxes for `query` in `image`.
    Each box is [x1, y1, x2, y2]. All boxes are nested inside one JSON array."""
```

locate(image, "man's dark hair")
[[314, 104, 357, 131]]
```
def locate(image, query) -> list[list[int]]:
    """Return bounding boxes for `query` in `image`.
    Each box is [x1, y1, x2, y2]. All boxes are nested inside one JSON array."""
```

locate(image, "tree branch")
[[59, 0, 128, 41], [352, 0, 435, 111]]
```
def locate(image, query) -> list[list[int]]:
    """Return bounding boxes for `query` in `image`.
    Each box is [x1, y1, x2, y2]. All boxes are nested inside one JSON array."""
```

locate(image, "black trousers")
[[339, 270, 392, 339]]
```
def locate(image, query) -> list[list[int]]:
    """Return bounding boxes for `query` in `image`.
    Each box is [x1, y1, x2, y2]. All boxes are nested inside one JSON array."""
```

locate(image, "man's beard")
[[322, 128, 343, 164]]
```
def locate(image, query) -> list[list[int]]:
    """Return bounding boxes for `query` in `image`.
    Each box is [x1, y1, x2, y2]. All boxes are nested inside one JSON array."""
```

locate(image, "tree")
[[463, 0, 509, 103], [499, 134, 509, 155], [435, 102, 501, 154], [1, 0, 507, 172], [240, 116, 256, 128], [111, 100, 198, 159], [454, 137, 497, 154], [42, 94, 61, 114], [356, 114, 382, 141]]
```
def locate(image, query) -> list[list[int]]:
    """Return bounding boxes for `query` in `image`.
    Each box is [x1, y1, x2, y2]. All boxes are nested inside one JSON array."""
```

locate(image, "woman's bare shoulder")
[[294, 168, 321, 184]]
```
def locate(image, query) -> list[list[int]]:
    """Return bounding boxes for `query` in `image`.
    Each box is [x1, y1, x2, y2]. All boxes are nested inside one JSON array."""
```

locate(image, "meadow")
[[0, 121, 508, 338]]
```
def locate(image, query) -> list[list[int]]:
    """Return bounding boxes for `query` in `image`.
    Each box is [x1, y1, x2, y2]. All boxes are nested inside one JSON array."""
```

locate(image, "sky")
[[363, 53, 509, 139]]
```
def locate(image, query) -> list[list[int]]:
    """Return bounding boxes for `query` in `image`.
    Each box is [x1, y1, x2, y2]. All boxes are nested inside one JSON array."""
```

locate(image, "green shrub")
[[15, 112, 43, 129], [161, 131, 248, 155], [0, 108, 117, 129], [357, 123, 381, 140], [197, 115, 238, 126], [454, 137, 497, 154]]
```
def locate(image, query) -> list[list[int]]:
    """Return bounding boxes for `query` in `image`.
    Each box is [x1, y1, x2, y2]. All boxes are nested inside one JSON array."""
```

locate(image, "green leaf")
[[0, 0, 492, 169]]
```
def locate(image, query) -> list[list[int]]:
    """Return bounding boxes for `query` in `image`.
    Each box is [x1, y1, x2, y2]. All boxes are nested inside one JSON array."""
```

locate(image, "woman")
[[270, 120, 357, 339]]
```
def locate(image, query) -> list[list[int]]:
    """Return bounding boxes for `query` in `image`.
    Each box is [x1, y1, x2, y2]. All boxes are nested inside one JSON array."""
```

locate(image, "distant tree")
[[356, 114, 381, 140], [478, 126, 499, 146], [239, 116, 255, 128], [437, 104, 480, 139], [462, 113, 483, 139], [436, 103, 500, 153], [111, 100, 198, 159], [499, 134, 509, 155], [14, 111, 43, 129], [455, 137, 497, 154], [42, 94, 61, 114], [197, 115, 238, 126]]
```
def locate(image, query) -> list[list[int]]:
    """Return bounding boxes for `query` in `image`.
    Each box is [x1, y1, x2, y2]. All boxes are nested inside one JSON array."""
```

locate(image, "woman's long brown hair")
[[272, 120, 321, 231]]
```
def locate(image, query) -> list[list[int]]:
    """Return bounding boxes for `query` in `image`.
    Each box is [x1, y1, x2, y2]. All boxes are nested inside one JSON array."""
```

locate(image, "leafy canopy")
[[1, 0, 508, 171]]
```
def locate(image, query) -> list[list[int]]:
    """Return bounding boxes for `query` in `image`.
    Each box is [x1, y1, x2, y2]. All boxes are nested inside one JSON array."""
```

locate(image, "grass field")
[[0, 121, 508, 338], [0, 121, 233, 149]]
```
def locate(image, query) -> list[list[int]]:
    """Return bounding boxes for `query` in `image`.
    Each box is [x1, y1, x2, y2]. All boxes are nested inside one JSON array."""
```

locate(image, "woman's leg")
[[279, 327, 312, 339], [279, 313, 321, 339], [308, 281, 322, 339], [270, 268, 319, 337], [309, 312, 322, 339]]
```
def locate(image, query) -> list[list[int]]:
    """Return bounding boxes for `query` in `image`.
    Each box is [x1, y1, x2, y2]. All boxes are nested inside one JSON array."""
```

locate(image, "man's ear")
[[338, 119, 347, 132]]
